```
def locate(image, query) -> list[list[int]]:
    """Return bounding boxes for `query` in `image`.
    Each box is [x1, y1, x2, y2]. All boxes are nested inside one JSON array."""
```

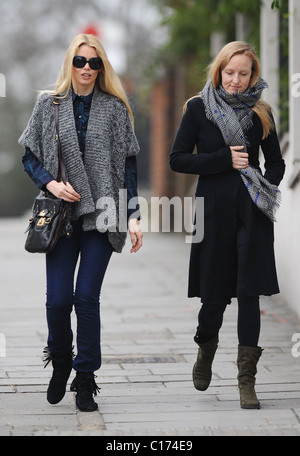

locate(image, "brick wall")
[[150, 69, 196, 200]]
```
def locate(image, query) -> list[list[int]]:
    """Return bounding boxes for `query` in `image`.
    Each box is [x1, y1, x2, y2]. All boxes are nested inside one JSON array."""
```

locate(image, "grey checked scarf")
[[201, 78, 281, 222]]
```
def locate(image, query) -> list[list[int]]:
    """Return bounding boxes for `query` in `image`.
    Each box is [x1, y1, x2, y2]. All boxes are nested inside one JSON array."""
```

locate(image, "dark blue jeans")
[[45, 219, 113, 372]]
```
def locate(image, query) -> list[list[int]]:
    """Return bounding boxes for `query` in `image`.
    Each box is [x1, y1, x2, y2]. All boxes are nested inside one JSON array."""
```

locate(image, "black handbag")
[[24, 98, 72, 253]]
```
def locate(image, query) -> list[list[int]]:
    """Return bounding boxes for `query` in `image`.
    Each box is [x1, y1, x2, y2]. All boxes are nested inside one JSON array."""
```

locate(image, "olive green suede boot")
[[237, 345, 263, 409], [192, 335, 218, 391]]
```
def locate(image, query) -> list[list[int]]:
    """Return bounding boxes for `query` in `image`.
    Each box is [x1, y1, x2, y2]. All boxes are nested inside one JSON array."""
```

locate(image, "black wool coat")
[[170, 97, 285, 305]]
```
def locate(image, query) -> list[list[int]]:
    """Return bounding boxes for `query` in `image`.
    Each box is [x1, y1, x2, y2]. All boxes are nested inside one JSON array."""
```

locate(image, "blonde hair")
[[187, 41, 273, 138], [40, 34, 134, 124]]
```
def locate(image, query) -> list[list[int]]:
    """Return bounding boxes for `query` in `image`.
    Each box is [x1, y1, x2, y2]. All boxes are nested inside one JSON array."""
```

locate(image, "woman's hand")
[[128, 218, 143, 253], [46, 180, 81, 202], [230, 146, 249, 170]]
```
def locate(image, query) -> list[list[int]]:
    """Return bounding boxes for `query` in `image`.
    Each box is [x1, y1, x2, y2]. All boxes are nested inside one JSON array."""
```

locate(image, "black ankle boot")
[[43, 347, 74, 405], [70, 372, 100, 412]]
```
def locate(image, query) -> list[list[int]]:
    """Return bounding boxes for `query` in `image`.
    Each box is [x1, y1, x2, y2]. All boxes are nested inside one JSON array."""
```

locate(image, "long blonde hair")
[[187, 41, 273, 138], [40, 34, 134, 124]]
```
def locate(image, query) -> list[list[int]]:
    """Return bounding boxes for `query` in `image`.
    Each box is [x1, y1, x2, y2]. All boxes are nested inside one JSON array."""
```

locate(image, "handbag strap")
[[52, 97, 73, 237], [53, 97, 67, 184]]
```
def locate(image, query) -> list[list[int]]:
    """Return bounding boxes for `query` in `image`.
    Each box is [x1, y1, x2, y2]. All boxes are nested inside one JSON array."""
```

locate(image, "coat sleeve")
[[261, 117, 285, 186], [169, 99, 233, 175]]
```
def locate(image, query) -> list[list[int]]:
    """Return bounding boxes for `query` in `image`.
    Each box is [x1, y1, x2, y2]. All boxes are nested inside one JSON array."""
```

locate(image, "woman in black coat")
[[170, 41, 285, 409]]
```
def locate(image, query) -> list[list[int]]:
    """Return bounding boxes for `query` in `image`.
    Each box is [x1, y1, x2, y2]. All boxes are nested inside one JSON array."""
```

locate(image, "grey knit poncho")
[[19, 86, 140, 252]]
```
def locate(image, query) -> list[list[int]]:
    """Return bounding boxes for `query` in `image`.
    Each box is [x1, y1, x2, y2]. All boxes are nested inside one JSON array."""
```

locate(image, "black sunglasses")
[[73, 55, 103, 70]]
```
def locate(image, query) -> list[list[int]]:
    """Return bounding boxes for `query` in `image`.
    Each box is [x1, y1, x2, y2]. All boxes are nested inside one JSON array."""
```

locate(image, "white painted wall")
[[261, 0, 300, 319], [275, 141, 300, 319]]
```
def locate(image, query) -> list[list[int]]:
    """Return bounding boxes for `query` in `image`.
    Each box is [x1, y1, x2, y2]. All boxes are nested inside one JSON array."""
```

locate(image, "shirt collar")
[[72, 86, 94, 104]]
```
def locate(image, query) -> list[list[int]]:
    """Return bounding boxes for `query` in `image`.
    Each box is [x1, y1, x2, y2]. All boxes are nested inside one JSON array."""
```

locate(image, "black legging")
[[194, 296, 260, 347]]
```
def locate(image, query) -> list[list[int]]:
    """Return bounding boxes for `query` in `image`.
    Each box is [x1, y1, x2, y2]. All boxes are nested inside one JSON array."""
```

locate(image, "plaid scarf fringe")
[[240, 167, 281, 222]]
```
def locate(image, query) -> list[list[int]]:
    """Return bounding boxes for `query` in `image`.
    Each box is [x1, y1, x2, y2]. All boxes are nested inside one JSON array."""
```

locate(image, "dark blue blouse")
[[22, 89, 139, 220]]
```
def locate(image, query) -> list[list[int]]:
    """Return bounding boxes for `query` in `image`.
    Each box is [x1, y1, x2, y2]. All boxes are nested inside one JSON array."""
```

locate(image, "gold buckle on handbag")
[[37, 217, 46, 227]]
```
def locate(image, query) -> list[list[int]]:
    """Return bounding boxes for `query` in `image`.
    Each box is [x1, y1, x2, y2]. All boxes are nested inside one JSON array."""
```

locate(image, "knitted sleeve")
[[110, 99, 140, 159], [18, 93, 58, 178]]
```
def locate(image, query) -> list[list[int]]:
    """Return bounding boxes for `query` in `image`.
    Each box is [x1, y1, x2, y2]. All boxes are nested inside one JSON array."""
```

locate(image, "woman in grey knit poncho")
[[19, 34, 143, 412]]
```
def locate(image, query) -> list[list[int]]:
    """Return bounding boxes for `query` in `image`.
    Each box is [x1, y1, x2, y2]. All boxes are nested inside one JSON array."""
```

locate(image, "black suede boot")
[[44, 348, 74, 405], [70, 372, 100, 412]]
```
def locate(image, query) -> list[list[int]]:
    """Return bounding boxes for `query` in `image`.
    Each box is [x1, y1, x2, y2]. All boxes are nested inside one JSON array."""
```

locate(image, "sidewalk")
[[1, 217, 300, 436]]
